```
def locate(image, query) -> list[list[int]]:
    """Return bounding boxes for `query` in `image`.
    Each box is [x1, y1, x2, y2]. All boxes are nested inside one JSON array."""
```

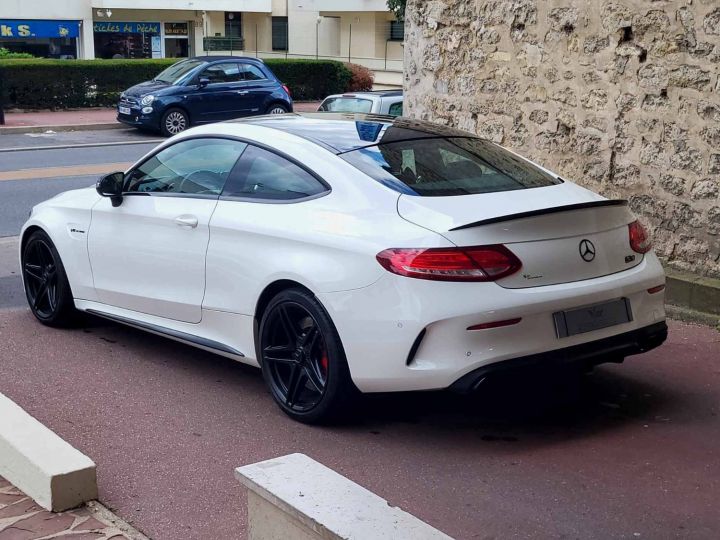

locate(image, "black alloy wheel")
[[259, 289, 356, 423], [22, 230, 76, 326]]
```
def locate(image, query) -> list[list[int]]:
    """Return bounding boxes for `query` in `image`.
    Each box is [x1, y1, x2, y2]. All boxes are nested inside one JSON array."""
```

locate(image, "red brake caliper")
[[320, 349, 329, 376]]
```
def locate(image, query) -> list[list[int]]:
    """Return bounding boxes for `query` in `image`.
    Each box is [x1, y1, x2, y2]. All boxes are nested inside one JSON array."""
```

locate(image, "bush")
[[264, 59, 351, 101], [0, 58, 352, 109], [0, 48, 34, 59], [345, 63, 374, 92]]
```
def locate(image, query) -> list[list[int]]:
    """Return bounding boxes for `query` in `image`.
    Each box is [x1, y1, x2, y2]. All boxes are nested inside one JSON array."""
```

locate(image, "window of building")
[[389, 20, 404, 41], [225, 12, 242, 38], [272, 17, 288, 51]]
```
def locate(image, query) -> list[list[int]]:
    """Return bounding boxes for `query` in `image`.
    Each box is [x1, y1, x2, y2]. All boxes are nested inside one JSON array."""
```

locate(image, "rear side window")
[[387, 101, 403, 116], [222, 145, 327, 201], [319, 97, 373, 113], [242, 64, 267, 81], [340, 137, 562, 196]]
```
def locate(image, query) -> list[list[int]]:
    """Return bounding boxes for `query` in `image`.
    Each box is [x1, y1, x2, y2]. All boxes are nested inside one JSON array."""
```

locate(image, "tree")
[[387, 0, 407, 21]]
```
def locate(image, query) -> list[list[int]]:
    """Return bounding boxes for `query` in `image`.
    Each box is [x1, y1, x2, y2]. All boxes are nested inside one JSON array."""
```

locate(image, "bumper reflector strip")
[[647, 284, 665, 294], [467, 318, 522, 331]]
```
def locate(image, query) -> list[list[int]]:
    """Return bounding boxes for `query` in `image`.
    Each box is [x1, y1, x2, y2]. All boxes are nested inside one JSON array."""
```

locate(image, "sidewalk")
[[1, 103, 321, 131], [0, 476, 143, 539]]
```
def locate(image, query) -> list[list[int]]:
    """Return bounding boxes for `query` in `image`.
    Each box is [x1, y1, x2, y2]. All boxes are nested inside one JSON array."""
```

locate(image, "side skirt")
[[85, 308, 246, 359]]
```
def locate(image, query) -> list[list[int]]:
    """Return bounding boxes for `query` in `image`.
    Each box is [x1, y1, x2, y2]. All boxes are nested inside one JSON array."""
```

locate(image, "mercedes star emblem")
[[579, 239, 596, 262]]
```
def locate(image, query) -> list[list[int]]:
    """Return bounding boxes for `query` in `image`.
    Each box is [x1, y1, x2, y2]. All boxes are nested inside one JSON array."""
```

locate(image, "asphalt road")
[[0, 129, 160, 237]]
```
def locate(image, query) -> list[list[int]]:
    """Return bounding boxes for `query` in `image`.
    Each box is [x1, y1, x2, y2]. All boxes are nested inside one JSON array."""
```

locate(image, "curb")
[[0, 122, 125, 135], [664, 266, 720, 329], [0, 391, 97, 511]]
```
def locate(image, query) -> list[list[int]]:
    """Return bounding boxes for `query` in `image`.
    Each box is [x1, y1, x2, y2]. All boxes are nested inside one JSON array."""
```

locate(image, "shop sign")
[[93, 22, 160, 35], [164, 23, 188, 36], [0, 19, 80, 39]]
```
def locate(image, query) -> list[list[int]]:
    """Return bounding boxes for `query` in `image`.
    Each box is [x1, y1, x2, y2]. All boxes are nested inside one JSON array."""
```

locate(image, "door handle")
[[236, 90, 249, 95], [175, 215, 198, 228]]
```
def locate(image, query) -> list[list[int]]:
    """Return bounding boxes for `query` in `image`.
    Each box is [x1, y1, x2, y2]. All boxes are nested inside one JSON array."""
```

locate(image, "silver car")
[[317, 90, 403, 116]]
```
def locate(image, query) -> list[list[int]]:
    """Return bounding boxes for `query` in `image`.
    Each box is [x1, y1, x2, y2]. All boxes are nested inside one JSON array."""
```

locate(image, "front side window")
[[154, 59, 205, 84], [222, 145, 327, 201], [203, 62, 242, 83], [340, 137, 562, 197], [319, 97, 373, 113], [125, 138, 248, 196]]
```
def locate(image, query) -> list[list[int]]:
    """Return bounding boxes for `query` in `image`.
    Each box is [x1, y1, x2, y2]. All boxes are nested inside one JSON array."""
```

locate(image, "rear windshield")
[[319, 97, 373, 113], [340, 137, 562, 196]]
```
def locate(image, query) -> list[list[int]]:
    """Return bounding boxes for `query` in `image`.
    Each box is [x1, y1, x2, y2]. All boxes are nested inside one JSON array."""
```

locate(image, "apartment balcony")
[[203, 36, 245, 52]]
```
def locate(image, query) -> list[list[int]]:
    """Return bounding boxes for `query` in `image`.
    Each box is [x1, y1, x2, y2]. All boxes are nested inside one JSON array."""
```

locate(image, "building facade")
[[404, 0, 720, 278], [0, 1, 402, 81]]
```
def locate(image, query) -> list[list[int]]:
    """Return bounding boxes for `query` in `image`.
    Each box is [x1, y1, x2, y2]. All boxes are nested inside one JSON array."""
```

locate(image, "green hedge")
[[0, 58, 351, 109]]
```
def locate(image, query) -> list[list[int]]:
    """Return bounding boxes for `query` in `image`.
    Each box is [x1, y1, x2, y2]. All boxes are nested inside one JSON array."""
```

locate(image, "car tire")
[[160, 107, 189, 137], [21, 230, 78, 327], [266, 103, 288, 115], [259, 288, 357, 424]]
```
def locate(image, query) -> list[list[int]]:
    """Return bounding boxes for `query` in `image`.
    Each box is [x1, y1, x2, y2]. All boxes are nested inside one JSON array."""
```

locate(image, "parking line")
[[0, 162, 134, 182], [0, 139, 163, 153]]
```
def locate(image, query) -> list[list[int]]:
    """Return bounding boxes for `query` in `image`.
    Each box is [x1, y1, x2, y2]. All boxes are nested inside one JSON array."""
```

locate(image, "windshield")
[[154, 59, 206, 84], [340, 137, 562, 196], [319, 97, 373, 113]]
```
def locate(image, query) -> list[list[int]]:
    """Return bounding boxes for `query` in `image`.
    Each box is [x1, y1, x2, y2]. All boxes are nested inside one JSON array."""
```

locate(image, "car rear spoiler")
[[449, 200, 629, 231]]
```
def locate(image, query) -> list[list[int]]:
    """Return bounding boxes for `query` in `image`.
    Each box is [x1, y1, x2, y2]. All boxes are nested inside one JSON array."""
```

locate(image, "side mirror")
[[198, 77, 210, 88], [96, 171, 124, 207]]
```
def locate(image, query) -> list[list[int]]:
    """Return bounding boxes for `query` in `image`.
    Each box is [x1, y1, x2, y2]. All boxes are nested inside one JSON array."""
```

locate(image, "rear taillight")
[[282, 84, 292, 97], [376, 245, 522, 282], [629, 220, 651, 254]]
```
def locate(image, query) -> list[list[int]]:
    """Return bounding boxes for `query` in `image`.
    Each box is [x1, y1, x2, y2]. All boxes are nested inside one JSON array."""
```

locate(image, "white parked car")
[[20, 114, 667, 423], [317, 90, 403, 116]]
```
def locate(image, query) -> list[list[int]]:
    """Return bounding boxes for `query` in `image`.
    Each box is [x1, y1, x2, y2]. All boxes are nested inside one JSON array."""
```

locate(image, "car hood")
[[123, 80, 173, 98]]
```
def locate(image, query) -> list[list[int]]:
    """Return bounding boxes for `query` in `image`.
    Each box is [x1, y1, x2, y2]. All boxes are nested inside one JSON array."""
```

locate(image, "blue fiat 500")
[[117, 56, 293, 136]]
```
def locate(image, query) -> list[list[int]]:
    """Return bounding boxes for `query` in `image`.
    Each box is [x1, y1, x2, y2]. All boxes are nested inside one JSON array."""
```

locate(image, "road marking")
[[0, 162, 134, 182], [0, 139, 162, 153]]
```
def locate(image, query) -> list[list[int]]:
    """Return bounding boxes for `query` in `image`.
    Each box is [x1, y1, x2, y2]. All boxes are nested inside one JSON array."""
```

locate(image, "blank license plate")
[[118, 106, 131, 115], [553, 298, 633, 338]]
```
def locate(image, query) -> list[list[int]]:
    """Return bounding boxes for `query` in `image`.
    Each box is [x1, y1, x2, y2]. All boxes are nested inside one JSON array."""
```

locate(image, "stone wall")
[[404, 0, 720, 277]]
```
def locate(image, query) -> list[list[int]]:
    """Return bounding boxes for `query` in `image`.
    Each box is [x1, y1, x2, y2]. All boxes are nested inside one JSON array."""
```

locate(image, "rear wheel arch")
[[265, 100, 290, 114], [253, 280, 331, 359]]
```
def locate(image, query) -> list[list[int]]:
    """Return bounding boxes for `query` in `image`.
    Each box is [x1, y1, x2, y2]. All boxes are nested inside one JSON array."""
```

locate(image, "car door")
[[88, 137, 248, 323], [203, 144, 330, 315], [186, 62, 245, 122], [237, 63, 276, 116]]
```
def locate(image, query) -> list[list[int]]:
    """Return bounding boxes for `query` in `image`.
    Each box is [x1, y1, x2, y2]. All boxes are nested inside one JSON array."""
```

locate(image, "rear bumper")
[[318, 253, 667, 393], [449, 321, 668, 393]]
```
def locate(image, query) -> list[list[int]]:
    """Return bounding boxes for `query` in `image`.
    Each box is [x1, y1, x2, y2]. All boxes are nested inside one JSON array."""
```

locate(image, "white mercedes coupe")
[[20, 114, 667, 423]]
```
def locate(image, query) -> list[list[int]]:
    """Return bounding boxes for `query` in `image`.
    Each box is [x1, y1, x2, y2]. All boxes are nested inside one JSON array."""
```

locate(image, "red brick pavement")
[[1, 103, 321, 128]]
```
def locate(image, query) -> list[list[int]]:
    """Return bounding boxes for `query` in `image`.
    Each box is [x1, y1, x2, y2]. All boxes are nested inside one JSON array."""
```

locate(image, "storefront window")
[[93, 21, 160, 59], [0, 20, 80, 58], [164, 22, 189, 58]]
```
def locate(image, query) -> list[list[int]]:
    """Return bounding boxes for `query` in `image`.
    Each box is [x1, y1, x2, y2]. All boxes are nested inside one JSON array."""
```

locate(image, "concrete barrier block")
[[0, 392, 97, 511], [235, 453, 453, 540]]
